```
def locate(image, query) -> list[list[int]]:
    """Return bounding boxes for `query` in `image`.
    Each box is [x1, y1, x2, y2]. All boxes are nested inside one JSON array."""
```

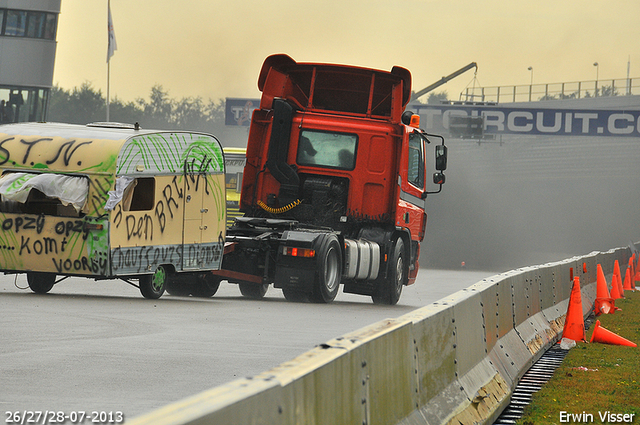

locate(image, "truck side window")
[[126, 177, 155, 211], [297, 130, 357, 170], [407, 133, 424, 188]]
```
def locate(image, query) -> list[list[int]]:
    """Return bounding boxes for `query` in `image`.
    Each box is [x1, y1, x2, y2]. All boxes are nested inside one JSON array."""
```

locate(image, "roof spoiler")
[[257, 54, 412, 109]]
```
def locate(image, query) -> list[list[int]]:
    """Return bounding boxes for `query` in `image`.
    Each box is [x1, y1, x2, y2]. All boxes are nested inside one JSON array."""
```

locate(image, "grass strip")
[[518, 290, 640, 424]]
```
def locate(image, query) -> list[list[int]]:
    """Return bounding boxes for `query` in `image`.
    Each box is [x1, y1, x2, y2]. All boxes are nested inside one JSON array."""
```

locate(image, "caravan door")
[[181, 145, 226, 270]]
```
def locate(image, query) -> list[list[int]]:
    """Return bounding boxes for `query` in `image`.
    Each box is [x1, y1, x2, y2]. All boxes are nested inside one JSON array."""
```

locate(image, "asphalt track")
[[0, 268, 495, 420]]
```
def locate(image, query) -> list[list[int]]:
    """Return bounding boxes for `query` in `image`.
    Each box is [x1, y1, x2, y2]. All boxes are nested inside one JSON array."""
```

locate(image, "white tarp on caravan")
[[0, 172, 89, 211]]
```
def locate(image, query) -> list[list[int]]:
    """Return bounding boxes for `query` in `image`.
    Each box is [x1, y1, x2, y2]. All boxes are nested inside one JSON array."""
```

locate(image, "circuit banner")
[[413, 104, 640, 137]]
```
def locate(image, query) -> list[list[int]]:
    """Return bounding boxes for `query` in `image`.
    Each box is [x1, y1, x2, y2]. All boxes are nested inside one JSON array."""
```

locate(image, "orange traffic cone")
[[610, 272, 624, 300], [623, 266, 635, 291], [594, 264, 615, 315], [612, 260, 624, 299], [590, 320, 637, 347], [617, 262, 625, 295], [562, 277, 586, 342]]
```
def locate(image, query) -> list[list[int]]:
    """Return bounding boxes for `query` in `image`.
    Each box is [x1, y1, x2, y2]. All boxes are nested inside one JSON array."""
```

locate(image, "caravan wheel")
[[139, 266, 169, 299], [27, 272, 56, 294]]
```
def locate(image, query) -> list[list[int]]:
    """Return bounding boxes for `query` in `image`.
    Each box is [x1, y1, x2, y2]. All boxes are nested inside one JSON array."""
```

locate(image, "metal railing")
[[461, 78, 640, 103]]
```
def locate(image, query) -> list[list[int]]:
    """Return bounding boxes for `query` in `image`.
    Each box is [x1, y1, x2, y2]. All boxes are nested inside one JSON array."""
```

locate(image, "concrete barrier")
[[128, 246, 633, 425]]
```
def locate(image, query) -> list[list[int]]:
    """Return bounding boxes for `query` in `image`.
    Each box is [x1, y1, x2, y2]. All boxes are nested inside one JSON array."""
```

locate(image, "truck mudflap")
[[275, 230, 342, 303], [274, 264, 316, 292], [273, 230, 324, 292]]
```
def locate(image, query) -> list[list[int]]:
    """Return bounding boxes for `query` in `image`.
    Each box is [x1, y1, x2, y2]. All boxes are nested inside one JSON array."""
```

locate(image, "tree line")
[[48, 83, 226, 134], [48, 83, 451, 135]]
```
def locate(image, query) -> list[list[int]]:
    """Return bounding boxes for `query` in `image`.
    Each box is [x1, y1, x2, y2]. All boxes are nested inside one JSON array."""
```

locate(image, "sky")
[[53, 0, 640, 104]]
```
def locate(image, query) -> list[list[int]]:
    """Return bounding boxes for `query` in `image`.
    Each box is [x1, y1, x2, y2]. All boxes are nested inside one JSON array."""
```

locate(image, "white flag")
[[107, 4, 117, 62]]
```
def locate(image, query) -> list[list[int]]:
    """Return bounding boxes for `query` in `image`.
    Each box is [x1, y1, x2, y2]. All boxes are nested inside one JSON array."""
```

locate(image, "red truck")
[[216, 54, 447, 304]]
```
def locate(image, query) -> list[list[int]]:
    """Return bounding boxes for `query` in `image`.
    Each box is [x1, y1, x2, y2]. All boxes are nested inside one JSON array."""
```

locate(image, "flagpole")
[[106, 0, 111, 122], [107, 61, 111, 121], [106, 0, 118, 121]]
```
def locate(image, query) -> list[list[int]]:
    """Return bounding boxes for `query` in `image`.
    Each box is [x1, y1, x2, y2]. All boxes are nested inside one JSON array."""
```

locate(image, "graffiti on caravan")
[[111, 244, 183, 274], [110, 242, 224, 274], [414, 104, 640, 137]]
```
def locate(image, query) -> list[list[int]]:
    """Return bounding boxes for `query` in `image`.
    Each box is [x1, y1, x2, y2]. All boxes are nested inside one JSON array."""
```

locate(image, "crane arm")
[[411, 62, 477, 101]]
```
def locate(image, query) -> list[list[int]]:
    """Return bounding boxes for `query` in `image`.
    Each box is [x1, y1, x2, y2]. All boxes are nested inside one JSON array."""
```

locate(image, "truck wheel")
[[372, 238, 405, 305], [139, 265, 168, 299], [164, 279, 191, 297], [191, 273, 221, 298], [27, 272, 56, 294], [283, 289, 309, 302], [239, 282, 269, 299], [310, 234, 341, 303]]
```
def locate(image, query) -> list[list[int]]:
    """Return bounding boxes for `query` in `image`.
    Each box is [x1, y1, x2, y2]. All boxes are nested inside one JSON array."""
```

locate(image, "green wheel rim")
[[152, 267, 166, 291]]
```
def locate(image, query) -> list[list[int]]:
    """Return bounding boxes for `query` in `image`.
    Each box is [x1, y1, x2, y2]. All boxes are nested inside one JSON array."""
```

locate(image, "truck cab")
[[221, 54, 447, 304]]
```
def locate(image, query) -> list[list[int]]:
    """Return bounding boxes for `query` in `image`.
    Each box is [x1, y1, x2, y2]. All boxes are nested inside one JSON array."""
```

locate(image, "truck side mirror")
[[435, 145, 447, 171], [433, 172, 445, 185]]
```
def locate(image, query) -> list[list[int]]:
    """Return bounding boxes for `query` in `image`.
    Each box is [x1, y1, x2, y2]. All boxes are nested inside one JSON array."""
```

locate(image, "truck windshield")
[[297, 129, 357, 170]]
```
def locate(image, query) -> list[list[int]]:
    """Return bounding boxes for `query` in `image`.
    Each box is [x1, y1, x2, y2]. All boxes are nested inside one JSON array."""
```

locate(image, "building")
[[0, 0, 60, 123]]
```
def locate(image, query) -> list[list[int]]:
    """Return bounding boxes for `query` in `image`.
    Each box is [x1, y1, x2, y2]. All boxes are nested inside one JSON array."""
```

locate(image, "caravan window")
[[0, 172, 89, 217], [105, 177, 156, 212], [122, 178, 155, 211]]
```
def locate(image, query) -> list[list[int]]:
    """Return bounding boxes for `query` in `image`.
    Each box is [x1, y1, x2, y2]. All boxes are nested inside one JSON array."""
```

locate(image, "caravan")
[[0, 122, 226, 298]]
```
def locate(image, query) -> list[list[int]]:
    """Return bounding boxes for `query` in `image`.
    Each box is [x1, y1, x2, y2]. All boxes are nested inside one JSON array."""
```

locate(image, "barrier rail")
[[460, 78, 640, 103], [129, 246, 632, 425]]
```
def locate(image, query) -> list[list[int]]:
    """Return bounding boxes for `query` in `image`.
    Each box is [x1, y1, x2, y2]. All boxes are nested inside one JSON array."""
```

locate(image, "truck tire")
[[283, 289, 309, 302], [239, 282, 269, 299], [372, 238, 405, 305], [139, 265, 168, 299], [164, 279, 191, 297], [27, 272, 56, 294], [309, 234, 341, 303], [191, 272, 221, 297]]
